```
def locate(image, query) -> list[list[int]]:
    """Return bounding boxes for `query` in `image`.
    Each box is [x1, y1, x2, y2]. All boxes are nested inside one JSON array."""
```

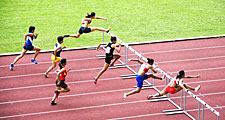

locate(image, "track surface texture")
[[0, 38, 224, 120]]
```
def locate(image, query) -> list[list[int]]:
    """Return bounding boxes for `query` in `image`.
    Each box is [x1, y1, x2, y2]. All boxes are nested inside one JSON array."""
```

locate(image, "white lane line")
[[1, 45, 225, 68], [142, 45, 225, 55], [0, 77, 121, 91], [1, 55, 225, 79], [158, 55, 225, 64], [0, 91, 224, 119], [0, 88, 133, 105], [0, 78, 224, 105], [107, 105, 225, 120], [0, 57, 97, 68]]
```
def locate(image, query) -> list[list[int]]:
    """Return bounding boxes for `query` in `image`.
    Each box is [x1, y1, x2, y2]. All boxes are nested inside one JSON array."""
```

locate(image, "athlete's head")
[[147, 58, 154, 65], [29, 26, 35, 33], [111, 36, 117, 43], [57, 36, 64, 44], [86, 12, 95, 18], [176, 70, 185, 79], [59, 58, 67, 69]]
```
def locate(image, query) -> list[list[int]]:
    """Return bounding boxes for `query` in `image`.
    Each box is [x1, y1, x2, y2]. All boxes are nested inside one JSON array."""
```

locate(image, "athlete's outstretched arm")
[[184, 75, 200, 78], [128, 59, 143, 64], [94, 16, 107, 20], [96, 43, 107, 51]]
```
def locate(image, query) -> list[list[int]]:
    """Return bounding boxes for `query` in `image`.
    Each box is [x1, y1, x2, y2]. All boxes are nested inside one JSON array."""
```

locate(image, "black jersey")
[[105, 42, 115, 56]]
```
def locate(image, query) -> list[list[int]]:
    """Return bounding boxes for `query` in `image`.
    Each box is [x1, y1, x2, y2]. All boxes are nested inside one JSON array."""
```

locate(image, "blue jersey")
[[25, 32, 35, 46]]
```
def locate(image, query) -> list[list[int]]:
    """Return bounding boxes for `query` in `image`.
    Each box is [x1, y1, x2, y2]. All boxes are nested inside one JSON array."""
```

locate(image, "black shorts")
[[23, 45, 34, 51], [78, 27, 91, 34], [105, 54, 113, 64], [56, 79, 68, 89]]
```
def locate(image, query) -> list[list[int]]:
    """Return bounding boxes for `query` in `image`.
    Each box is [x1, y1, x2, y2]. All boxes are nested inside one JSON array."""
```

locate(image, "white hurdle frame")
[[103, 31, 220, 120]]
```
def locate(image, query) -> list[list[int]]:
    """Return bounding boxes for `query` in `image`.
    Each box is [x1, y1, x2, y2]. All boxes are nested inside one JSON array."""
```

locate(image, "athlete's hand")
[[118, 42, 121, 46], [63, 46, 66, 49], [68, 67, 72, 72], [35, 33, 38, 37]]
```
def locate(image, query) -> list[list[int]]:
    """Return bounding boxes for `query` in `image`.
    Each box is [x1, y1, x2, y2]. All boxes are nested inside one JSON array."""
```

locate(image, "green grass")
[[0, 0, 224, 54]]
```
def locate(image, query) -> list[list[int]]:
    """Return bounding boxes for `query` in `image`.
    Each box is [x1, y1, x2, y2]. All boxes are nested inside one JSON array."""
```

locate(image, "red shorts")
[[165, 86, 176, 94]]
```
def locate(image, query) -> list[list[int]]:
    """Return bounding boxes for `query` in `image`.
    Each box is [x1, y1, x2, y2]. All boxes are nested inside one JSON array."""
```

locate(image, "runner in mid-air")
[[64, 12, 110, 38], [147, 70, 200, 100], [123, 58, 165, 101], [94, 36, 121, 84]]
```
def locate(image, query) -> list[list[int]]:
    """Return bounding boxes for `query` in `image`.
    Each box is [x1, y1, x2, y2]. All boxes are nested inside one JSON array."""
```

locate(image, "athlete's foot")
[[51, 101, 57, 105], [31, 59, 38, 64], [147, 95, 153, 100], [44, 73, 49, 78], [94, 77, 97, 84], [106, 26, 111, 33], [195, 85, 201, 92], [123, 93, 127, 101], [10, 63, 14, 71], [55, 90, 60, 98]]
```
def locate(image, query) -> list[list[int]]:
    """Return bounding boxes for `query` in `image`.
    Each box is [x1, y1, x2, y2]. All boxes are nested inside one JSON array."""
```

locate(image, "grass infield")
[[0, 0, 224, 54]]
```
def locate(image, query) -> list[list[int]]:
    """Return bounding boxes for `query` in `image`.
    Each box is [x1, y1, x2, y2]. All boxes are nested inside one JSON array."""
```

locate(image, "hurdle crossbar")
[[105, 32, 220, 120]]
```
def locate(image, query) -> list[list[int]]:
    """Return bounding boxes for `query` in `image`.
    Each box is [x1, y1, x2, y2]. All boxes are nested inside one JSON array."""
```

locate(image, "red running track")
[[0, 38, 225, 120]]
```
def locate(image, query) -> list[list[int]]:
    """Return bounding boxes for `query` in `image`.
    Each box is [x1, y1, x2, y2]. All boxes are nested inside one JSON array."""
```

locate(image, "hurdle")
[[104, 32, 220, 120]]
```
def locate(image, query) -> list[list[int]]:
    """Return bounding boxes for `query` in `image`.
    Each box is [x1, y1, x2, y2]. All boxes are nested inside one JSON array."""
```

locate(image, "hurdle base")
[[165, 111, 196, 120], [109, 64, 127, 69], [150, 98, 168, 102], [121, 74, 136, 79], [163, 108, 183, 113], [96, 55, 105, 59]]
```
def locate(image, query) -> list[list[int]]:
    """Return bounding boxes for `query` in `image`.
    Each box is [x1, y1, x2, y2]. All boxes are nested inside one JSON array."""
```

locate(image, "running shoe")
[[123, 93, 127, 101], [31, 59, 38, 64], [44, 73, 49, 78], [162, 74, 166, 80], [94, 77, 97, 84], [10, 63, 14, 71], [147, 95, 153, 100], [51, 101, 57, 105], [195, 85, 201, 92]]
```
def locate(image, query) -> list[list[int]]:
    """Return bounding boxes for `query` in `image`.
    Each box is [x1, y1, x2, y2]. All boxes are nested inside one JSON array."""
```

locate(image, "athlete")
[[94, 36, 121, 84], [123, 58, 165, 101], [44, 36, 66, 78], [147, 70, 201, 99], [10, 26, 41, 70], [51, 58, 71, 105], [64, 12, 111, 38]]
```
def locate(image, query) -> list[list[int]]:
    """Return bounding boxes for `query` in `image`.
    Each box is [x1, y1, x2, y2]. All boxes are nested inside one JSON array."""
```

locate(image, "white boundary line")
[[1, 44, 225, 68], [0, 34, 224, 57], [0, 91, 224, 119], [1, 55, 225, 79], [107, 105, 225, 120], [1, 78, 224, 105]]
